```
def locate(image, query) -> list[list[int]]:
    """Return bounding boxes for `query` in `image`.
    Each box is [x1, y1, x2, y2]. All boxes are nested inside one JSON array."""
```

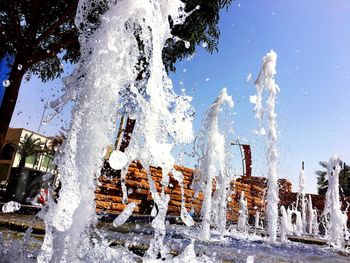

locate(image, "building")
[[0, 127, 56, 183]]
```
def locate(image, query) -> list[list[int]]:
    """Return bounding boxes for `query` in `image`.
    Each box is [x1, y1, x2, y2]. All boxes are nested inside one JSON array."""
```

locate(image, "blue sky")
[[10, 0, 350, 193], [0, 57, 12, 104]]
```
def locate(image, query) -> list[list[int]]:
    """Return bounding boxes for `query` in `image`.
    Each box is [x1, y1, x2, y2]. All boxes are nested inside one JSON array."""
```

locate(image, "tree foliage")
[[0, 0, 234, 151], [316, 160, 350, 196], [12, 134, 42, 168], [0, 0, 233, 81], [0, 0, 80, 151], [0, 0, 80, 80], [164, 0, 233, 72]]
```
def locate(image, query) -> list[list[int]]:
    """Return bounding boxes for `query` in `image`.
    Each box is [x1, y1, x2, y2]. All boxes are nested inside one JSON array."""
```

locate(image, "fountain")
[[322, 155, 349, 248], [253, 50, 280, 242], [280, 206, 292, 243], [192, 87, 234, 240], [237, 191, 248, 232], [254, 210, 261, 230], [1, 1, 350, 262], [307, 195, 319, 236], [297, 163, 307, 234], [37, 0, 198, 261]]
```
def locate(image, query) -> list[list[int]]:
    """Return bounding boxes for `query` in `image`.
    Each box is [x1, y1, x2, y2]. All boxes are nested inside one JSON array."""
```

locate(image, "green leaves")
[[162, 0, 233, 72], [0, 0, 79, 81], [13, 134, 42, 169], [1, 0, 233, 80], [316, 160, 350, 196]]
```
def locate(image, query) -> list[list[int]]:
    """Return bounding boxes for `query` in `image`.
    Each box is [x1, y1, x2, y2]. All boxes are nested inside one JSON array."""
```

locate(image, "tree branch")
[[9, 1, 22, 43], [23, 0, 40, 40], [34, 1, 78, 47], [30, 38, 79, 66]]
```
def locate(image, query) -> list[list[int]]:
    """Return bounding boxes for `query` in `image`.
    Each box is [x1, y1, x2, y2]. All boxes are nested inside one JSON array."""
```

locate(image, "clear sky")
[[10, 0, 350, 194], [0, 57, 12, 104]]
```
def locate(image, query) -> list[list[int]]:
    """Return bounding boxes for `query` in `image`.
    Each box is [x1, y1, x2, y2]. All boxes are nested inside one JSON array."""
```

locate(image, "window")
[[25, 154, 37, 166]]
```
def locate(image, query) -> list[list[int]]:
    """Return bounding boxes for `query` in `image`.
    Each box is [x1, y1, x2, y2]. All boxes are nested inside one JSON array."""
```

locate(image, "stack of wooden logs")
[[95, 162, 293, 222], [95, 162, 204, 216], [226, 176, 292, 221], [95, 163, 350, 225]]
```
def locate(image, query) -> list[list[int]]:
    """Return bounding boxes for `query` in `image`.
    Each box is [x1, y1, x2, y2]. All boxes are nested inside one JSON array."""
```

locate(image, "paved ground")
[[1, 203, 350, 262], [0, 204, 331, 247]]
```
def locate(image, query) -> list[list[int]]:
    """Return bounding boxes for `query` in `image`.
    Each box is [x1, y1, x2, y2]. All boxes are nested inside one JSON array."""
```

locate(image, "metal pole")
[[231, 139, 246, 177], [114, 115, 126, 149], [302, 161, 304, 171], [38, 101, 48, 133]]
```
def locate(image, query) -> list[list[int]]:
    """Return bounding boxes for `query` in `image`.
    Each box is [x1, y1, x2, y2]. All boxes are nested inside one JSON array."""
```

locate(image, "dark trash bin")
[[5, 167, 49, 203]]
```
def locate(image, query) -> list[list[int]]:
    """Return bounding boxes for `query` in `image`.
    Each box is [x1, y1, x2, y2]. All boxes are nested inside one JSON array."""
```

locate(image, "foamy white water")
[[307, 195, 318, 236], [113, 202, 137, 228], [280, 206, 292, 243], [1, 201, 21, 213], [297, 167, 306, 234], [254, 210, 261, 230], [39, 0, 195, 261], [322, 155, 349, 248], [193, 88, 234, 240], [237, 191, 248, 232], [254, 50, 280, 242]]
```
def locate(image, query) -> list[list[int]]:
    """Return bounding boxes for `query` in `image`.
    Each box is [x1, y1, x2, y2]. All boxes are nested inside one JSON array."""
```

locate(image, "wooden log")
[[252, 184, 265, 193], [96, 200, 112, 209], [126, 179, 149, 189], [127, 167, 141, 173], [99, 183, 119, 190], [131, 170, 147, 178]]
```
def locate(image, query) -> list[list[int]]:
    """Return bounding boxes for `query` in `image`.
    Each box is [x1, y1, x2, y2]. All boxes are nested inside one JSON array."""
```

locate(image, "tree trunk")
[[19, 155, 26, 169], [0, 56, 26, 151]]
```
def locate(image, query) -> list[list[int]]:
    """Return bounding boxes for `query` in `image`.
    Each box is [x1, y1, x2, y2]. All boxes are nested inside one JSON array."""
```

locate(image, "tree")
[[316, 160, 350, 196], [164, 0, 233, 72], [316, 161, 328, 195], [0, 0, 233, 152], [0, 0, 80, 151], [14, 134, 43, 168]]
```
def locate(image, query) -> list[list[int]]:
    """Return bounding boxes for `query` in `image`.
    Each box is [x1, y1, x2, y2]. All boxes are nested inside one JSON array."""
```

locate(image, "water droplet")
[[2, 80, 10, 87], [246, 72, 252, 83], [17, 64, 23, 70]]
